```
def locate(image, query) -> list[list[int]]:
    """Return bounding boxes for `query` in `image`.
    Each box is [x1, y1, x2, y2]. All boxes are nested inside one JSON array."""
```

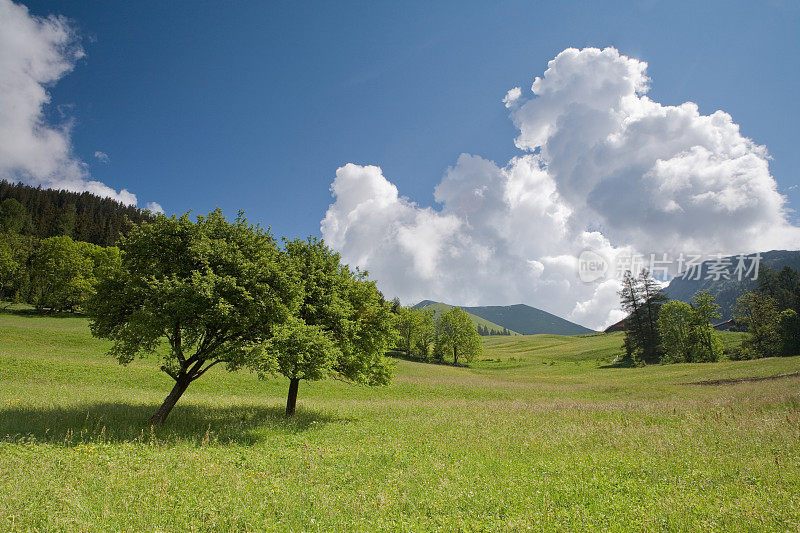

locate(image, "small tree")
[[689, 290, 722, 362], [259, 320, 340, 416], [29, 236, 94, 312], [267, 238, 396, 416], [434, 307, 482, 365], [396, 307, 435, 359], [396, 307, 420, 354], [734, 292, 781, 359], [88, 210, 300, 425], [619, 269, 667, 363], [413, 309, 435, 360], [658, 300, 694, 363]]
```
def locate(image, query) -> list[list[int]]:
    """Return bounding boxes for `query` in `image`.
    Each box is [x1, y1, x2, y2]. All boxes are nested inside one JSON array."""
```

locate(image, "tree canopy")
[[734, 265, 800, 359], [396, 306, 435, 359], [88, 210, 300, 424], [434, 306, 482, 365], [257, 238, 396, 416], [658, 290, 722, 363]]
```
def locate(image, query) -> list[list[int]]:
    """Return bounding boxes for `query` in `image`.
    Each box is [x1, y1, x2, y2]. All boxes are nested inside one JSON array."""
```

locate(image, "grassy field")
[[1, 311, 799, 531]]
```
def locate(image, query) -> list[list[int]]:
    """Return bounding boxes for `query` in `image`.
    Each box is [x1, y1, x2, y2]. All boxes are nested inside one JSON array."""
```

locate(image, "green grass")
[[1, 311, 799, 531]]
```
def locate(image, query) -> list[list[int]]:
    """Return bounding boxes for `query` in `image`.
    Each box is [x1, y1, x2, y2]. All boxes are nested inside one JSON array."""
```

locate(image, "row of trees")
[[733, 266, 800, 359], [3, 200, 488, 422], [0, 182, 152, 246], [86, 210, 397, 424], [0, 231, 119, 312], [619, 269, 724, 364], [618, 266, 800, 364], [395, 306, 482, 365], [476, 324, 512, 336]]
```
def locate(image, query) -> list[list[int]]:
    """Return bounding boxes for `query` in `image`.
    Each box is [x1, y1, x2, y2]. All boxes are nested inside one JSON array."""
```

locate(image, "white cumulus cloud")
[[145, 201, 164, 214], [322, 47, 800, 330], [0, 0, 136, 205]]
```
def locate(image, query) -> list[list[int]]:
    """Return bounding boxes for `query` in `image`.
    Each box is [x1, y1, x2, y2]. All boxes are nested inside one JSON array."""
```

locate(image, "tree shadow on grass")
[[0, 402, 349, 446], [0, 305, 84, 319]]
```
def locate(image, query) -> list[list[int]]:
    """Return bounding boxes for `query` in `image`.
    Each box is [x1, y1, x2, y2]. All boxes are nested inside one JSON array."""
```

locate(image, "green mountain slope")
[[412, 301, 520, 335], [664, 250, 800, 320], [414, 300, 594, 335]]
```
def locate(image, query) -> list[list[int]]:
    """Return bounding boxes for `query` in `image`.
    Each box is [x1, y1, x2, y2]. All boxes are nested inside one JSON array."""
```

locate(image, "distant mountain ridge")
[[414, 300, 595, 335], [664, 249, 800, 320], [411, 301, 520, 335]]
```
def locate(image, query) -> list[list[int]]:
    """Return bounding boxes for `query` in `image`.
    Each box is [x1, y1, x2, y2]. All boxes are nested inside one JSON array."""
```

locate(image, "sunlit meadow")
[[1, 311, 799, 531]]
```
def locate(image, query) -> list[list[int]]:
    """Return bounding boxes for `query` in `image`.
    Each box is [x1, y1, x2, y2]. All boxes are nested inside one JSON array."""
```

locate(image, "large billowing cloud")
[[325, 47, 800, 329], [0, 0, 136, 205]]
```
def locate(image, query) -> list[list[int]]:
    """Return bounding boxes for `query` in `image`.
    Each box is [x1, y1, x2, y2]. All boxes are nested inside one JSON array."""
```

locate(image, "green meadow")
[[1, 310, 799, 531]]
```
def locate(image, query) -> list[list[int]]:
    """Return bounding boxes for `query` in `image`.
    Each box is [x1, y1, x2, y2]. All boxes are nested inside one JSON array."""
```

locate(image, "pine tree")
[[619, 269, 667, 363]]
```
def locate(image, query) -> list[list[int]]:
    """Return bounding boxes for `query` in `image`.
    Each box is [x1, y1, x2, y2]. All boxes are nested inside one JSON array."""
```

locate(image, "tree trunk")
[[149, 376, 191, 426], [453, 346, 458, 366], [286, 378, 300, 417]]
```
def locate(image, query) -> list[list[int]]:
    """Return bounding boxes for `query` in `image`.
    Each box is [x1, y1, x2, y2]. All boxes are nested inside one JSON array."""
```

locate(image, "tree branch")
[[173, 323, 185, 364], [160, 365, 180, 381], [192, 359, 223, 380]]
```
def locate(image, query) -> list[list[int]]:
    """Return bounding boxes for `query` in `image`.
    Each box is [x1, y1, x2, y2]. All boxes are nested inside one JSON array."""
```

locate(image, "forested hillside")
[[0, 180, 152, 246], [664, 250, 800, 320]]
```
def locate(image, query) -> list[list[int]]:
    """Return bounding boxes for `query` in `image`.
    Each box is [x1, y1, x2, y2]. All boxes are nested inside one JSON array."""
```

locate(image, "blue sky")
[[4, 0, 800, 326], [20, 0, 800, 239]]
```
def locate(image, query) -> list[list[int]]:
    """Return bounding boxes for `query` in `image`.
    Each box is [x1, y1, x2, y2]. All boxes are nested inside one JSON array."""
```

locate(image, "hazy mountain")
[[414, 300, 595, 335], [664, 250, 800, 320], [411, 301, 520, 335]]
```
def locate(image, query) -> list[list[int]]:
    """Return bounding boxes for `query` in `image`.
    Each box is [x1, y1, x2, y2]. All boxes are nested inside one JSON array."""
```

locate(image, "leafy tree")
[[619, 269, 667, 363], [0, 236, 19, 303], [434, 307, 482, 365], [88, 210, 300, 425], [734, 292, 781, 359], [688, 290, 722, 362], [259, 320, 340, 416], [0, 232, 33, 304], [658, 300, 694, 363], [778, 309, 800, 356], [29, 236, 94, 312], [758, 266, 800, 314], [26, 236, 120, 312], [397, 307, 420, 354], [264, 237, 396, 416], [82, 243, 122, 281], [396, 306, 435, 359], [413, 309, 436, 359]]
